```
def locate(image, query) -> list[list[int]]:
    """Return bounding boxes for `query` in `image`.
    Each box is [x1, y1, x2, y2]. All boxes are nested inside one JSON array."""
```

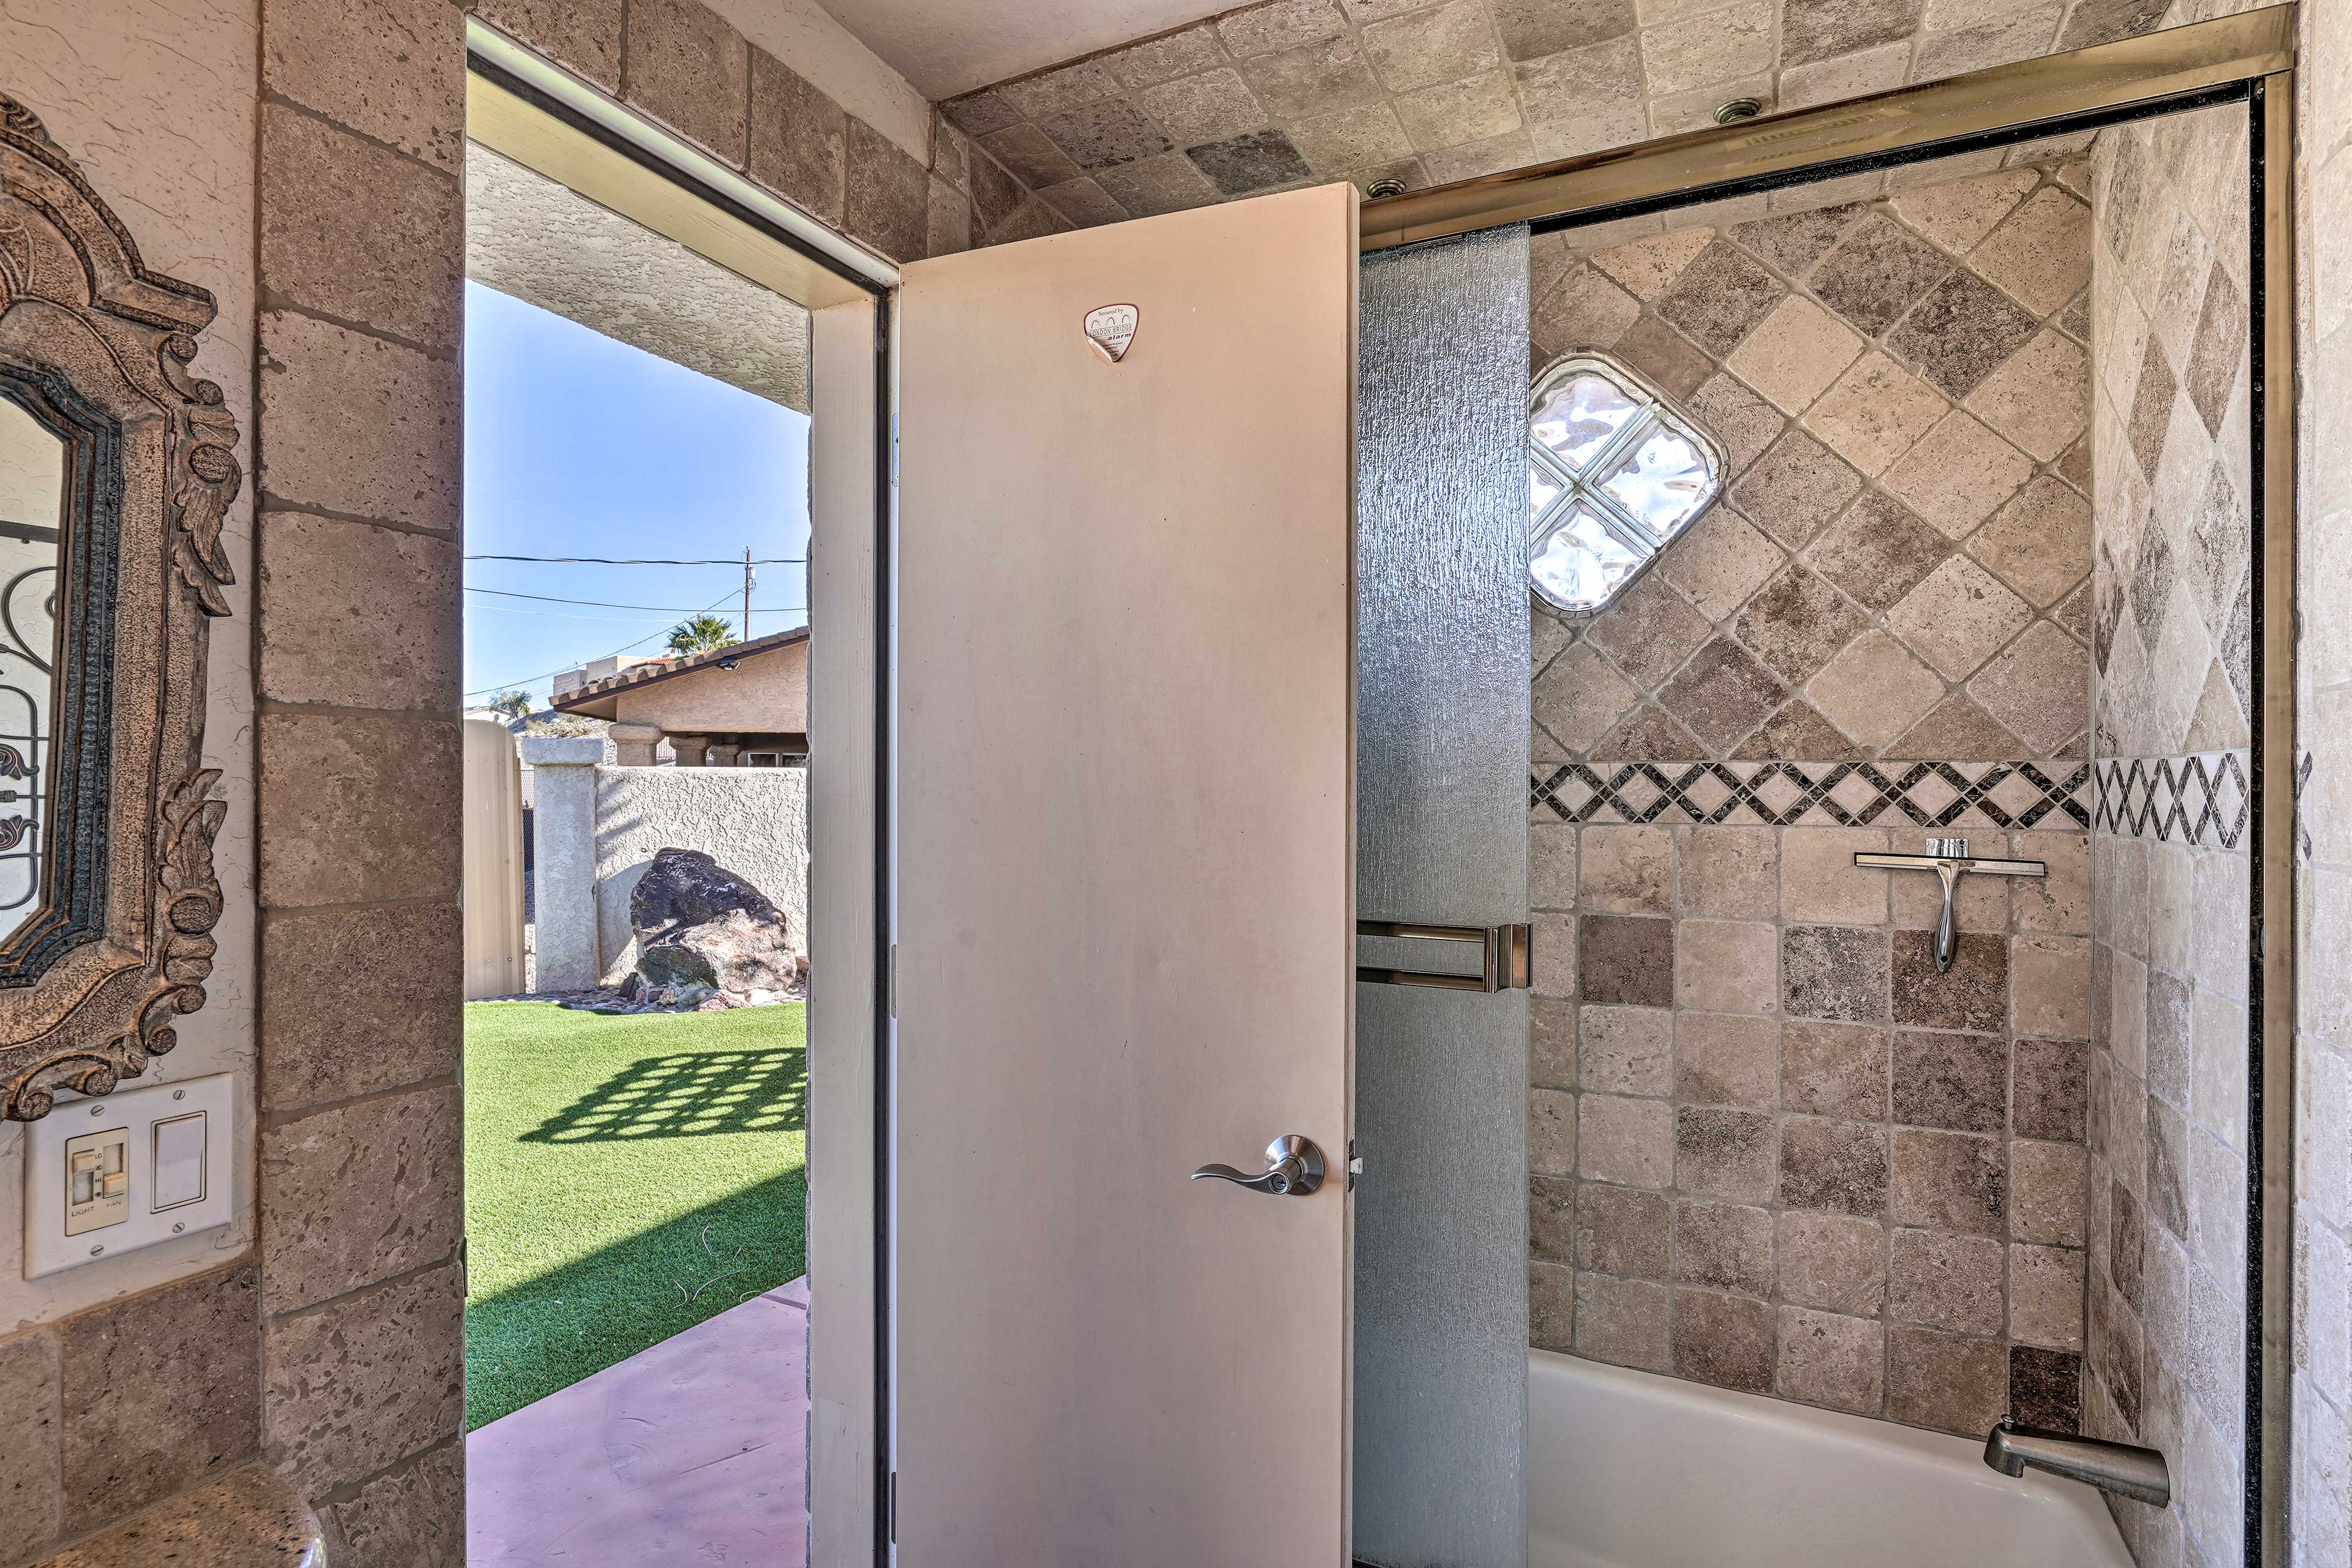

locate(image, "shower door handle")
[[1355, 920, 1532, 992], [1191, 1134, 1326, 1196]]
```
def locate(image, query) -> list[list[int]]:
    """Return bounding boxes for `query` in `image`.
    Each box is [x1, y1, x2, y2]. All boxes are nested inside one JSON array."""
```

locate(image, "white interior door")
[[893, 183, 1359, 1566]]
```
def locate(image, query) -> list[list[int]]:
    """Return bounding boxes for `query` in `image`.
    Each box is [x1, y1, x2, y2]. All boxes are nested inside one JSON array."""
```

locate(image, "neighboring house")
[[549, 627, 809, 766]]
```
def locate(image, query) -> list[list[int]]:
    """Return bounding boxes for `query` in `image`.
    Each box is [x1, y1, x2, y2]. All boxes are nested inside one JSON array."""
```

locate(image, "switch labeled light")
[[151, 1113, 206, 1211], [64, 1126, 129, 1235]]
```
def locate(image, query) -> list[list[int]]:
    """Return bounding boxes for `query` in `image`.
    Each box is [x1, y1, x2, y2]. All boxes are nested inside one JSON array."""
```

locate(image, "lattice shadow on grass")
[[521, 1048, 805, 1143]]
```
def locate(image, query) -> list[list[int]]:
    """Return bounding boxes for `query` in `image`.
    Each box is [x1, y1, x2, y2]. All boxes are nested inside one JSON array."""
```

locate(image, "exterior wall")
[[2083, 102, 2255, 1568], [0, 2, 265, 1561], [591, 766, 810, 984], [609, 641, 810, 733], [1528, 165, 2098, 1439], [939, 0, 2166, 225], [2293, 1, 2352, 1565]]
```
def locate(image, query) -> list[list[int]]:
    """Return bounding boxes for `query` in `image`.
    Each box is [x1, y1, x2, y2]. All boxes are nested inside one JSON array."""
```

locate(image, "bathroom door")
[[892, 183, 1358, 1565]]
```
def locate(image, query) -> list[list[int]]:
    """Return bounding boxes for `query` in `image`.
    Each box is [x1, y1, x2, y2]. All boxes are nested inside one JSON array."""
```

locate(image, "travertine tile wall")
[[1529, 821, 2095, 1434], [1525, 163, 2100, 1438], [2082, 101, 2255, 1568], [940, 0, 2167, 225], [2296, 0, 2352, 1559], [250, 1, 472, 1558], [1530, 167, 2095, 769], [476, 0, 1060, 257]]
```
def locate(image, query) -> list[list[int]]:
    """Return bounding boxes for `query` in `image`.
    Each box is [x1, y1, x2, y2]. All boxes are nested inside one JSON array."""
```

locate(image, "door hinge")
[[888, 1470, 898, 1544], [888, 944, 898, 1019]]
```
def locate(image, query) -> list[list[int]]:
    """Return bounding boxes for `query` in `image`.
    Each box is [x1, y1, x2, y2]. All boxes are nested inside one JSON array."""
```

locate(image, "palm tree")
[[666, 613, 736, 656], [487, 690, 532, 720]]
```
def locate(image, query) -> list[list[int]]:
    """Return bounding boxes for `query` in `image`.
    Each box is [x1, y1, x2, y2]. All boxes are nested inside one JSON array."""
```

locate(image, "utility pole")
[[742, 546, 752, 643]]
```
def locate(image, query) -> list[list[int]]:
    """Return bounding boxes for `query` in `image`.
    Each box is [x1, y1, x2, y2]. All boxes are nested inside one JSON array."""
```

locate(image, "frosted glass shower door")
[[1355, 227, 1532, 1567]]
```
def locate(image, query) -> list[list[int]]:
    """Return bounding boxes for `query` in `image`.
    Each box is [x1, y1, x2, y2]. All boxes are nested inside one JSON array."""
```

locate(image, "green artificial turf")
[[462, 1001, 809, 1430]]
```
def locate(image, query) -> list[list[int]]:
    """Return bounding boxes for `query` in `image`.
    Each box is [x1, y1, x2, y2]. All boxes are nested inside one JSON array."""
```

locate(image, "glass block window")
[[1528, 353, 1723, 612]]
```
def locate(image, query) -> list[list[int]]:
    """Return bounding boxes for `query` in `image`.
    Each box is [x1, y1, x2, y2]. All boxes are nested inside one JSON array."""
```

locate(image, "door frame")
[[461, 26, 902, 1564], [1355, 10, 2296, 1564]]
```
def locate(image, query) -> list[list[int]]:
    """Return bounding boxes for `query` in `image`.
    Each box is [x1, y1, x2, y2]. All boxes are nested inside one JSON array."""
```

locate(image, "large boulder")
[[631, 848, 804, 996]]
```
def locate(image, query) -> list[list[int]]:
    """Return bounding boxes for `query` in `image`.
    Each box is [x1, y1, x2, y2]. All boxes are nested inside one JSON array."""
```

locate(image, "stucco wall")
[[0, 0, 261, 1389], [593, 766, 811, 985], [466, 142, 812, 413], [0, 2, 266, 1560]]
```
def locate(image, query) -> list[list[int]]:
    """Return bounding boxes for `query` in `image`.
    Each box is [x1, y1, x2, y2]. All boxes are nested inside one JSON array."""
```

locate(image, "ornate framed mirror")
[[0, 94, 238, 1121]]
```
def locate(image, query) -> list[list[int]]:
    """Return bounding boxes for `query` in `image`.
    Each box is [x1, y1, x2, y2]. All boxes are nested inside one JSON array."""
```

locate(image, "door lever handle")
[[1191, 1134, 1325, 1196]]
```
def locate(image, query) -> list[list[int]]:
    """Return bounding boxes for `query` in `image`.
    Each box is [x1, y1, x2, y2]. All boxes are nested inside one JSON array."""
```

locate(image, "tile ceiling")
[[939, 0, 2172, 228], [818, 0, 1231, 99]]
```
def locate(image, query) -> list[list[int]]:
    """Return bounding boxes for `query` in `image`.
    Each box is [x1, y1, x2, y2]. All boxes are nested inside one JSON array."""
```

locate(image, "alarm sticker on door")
[[1084, 303, 1138, 363]]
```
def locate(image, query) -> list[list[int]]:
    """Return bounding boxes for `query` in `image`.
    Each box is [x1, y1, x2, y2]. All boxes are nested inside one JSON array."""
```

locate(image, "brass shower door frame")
[[1362, 11, 2301, 1565]]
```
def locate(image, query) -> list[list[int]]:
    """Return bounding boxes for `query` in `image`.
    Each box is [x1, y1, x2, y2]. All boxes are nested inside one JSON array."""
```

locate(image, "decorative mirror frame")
[[0, 94, 236, 1121]]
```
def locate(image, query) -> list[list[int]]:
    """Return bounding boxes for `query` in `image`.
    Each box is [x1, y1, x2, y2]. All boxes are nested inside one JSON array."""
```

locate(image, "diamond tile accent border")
[[1530, 758, 2090, 830], [2092, 751, 2249, 849]]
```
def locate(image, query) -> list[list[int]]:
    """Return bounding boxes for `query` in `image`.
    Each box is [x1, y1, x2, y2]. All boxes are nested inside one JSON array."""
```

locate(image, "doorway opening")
[[453, 44, 889, 1567]]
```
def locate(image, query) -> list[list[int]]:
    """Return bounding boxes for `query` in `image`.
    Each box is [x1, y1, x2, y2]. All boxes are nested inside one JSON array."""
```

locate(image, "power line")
[[469, 605, 699, 625], [466, 586, 805, 612], [462, 587, 778, 699], [464, 553, 806, 565]]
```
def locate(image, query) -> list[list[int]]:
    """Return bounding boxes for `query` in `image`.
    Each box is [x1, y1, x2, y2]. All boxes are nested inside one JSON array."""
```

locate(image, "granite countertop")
[[32, 1464, 323, 1567]]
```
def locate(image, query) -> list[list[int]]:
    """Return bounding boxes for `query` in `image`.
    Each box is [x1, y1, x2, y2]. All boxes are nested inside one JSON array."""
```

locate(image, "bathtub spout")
[[1983, 1419, 2170, 1506]]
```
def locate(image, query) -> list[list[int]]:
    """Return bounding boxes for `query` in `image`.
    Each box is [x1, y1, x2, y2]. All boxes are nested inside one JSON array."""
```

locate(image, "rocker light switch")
[[152, 1113, 208, 1210], [64, 1126, 130, 1235], [24, 1073, 235, 1276], [149, 1109, 206, 1213]]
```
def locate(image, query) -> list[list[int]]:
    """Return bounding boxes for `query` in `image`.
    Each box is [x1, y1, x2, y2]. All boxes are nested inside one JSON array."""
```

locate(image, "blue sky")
[[462, 281, 811, 706]]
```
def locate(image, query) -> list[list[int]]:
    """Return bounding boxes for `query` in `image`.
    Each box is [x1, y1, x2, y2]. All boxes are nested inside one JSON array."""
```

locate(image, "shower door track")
[[1359, 13, 2303, 1566]]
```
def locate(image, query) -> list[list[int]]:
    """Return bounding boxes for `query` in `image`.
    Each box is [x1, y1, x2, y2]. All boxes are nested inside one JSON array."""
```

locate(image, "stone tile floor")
[[467, 1275, 809, 1566]]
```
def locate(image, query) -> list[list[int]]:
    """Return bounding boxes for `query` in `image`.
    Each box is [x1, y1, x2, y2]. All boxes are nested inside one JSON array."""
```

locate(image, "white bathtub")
[[1526, 1350, 2135, 1568]]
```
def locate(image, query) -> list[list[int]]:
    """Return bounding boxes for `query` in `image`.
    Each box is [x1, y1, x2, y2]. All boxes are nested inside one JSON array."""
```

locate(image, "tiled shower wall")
[[2084, 105, 2255, 1568], [1527, 165, 2100, 1438]]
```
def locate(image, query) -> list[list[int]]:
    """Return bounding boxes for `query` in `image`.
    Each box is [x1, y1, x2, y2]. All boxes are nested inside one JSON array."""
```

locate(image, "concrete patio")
[[467, 1275, 809, 1566]]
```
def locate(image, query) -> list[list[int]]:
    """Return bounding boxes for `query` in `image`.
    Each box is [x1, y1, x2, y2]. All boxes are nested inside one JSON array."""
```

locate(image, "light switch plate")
[[24, 1073, 235, 1278], [62, 1125, 130, 1235]]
